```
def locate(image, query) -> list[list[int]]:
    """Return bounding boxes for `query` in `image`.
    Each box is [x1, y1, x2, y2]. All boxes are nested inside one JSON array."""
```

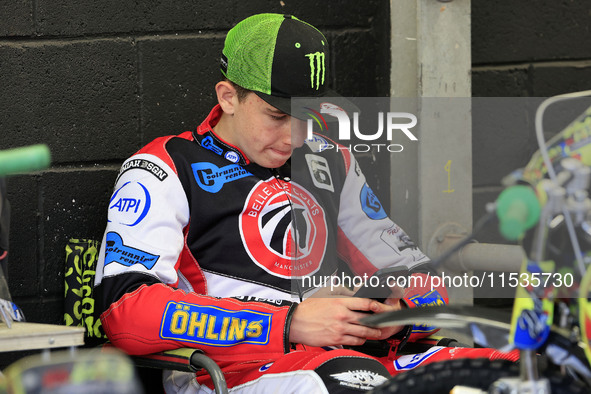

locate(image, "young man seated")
[[94, 13, 517, 393]]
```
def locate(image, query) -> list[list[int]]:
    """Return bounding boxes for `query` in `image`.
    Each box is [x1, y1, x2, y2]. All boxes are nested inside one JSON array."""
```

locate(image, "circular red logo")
[[240, 179, 327, 278]]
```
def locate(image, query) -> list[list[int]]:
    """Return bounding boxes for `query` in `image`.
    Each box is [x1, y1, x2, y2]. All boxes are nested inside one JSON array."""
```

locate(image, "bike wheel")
[[371, 358, 587, 393]]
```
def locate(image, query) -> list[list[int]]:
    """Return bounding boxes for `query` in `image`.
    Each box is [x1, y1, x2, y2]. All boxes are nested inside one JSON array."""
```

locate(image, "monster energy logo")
[[305, 52, 325, 90]]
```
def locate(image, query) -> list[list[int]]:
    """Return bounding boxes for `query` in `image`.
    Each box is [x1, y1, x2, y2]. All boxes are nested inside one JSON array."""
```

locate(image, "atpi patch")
[[108, 181, 152, 227]]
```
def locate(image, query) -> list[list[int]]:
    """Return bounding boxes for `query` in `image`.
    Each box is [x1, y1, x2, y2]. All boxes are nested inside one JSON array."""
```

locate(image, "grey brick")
[[472, 98, 539, 187], [16, 298, 63, 325], [40, 169, 118, 297], [0, 39, 140, 163], [0, 0, 34, 36], [472, 0, 591, 65], [531, 63, 591, 97], [331, 30, 390, 97], [5, 175, 39, 298], [36, 0, 236, 36], [472, 67, 530, 97], [235, 0, 383, 29], [139, 36, 223, 144]]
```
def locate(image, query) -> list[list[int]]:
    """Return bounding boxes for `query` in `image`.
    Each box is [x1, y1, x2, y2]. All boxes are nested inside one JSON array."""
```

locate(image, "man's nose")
[[290, 118, 307, 148]]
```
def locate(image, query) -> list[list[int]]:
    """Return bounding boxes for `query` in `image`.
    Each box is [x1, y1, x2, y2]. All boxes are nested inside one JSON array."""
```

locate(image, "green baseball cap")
[[221, 13, 340, 115]]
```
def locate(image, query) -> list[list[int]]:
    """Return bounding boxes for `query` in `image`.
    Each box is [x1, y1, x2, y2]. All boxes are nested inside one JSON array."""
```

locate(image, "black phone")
[[352, 266, 409, 303]]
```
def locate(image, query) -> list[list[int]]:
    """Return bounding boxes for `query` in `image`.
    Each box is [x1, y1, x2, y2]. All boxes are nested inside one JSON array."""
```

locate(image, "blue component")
[[513, 309, 550, 350], [393, 346, 443, 370], [526, 262, 543, 274], [104, 232, 159, 269], [409, 290, 446, 307], [360, 184, 387, 220], [201, 136, 224, 156], [160, 302, 272, 347], [192, 162, 252, 193]]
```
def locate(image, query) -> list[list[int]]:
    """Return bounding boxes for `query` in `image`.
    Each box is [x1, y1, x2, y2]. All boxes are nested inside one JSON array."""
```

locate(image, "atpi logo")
[[108, 181, 151, 227], [305, 103, 418, 153]]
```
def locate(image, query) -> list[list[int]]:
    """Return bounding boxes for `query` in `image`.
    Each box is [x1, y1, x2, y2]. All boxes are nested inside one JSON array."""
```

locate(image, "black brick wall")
[[0, 0, 390, 356]]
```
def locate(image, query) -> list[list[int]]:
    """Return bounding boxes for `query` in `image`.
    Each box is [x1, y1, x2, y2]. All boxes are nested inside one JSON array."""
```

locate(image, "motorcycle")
[[363, 91, 591, 393]]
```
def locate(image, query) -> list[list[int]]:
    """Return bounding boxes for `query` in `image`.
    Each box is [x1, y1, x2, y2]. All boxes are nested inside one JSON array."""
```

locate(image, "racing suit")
[[94, 104, 517, 393]]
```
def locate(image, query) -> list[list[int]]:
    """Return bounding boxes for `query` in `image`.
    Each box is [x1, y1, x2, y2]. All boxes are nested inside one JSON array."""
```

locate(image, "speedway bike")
[[363, 91, 591, 393]]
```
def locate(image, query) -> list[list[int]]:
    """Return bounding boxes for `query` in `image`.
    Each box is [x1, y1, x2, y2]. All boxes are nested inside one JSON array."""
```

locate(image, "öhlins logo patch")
[[160, 302, 272, 346], [409, 290, 446, 333]]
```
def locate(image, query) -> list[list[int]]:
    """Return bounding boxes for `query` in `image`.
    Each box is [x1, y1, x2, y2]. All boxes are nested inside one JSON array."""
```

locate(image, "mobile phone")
[[353, 266, 409, 303]]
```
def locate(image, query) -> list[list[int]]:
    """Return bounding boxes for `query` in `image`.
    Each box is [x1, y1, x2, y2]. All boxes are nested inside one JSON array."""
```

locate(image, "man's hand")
[[368, 297, 405, 339], [288, 286, 405, 346]]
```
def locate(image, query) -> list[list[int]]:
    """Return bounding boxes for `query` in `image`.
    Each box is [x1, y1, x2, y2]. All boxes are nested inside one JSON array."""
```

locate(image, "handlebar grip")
[[496, 185, 541, 241], [0, 144, 51, 177]]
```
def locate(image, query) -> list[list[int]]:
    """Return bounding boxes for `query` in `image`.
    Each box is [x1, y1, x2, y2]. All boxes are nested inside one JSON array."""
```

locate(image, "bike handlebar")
[[0, 144, 51, 177], [496, 185, 541, 241]]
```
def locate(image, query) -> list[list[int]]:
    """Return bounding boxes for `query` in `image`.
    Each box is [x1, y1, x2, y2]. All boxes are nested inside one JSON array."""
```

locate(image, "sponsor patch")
[[104, 232, 159, 269], [305, 154, 334, 192], [224, 151, 240, 163], [160, 302, 272, 347], [329, 370, 388, 390], [360, 184, 387, 220], [201, 136, 224, 156], [259, 362, 274, 372], [408, 290, 446, 332], [108, 181, 151, 227], [240, 180, 326, 278], [233, 296, 289, 307], [393, 346, 444, 371], [192, 162, 252, 193], [409, 290, 446, 308], [117, 158, 168, 182], [380, 225, 423, 257]]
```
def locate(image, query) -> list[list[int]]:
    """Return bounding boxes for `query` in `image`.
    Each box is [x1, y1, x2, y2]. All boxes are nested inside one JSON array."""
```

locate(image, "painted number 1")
[[443, 160, 455, 193]]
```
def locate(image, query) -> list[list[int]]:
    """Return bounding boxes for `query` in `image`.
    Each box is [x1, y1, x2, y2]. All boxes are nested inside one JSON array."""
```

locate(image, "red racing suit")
[[94, 105, 516, 393]]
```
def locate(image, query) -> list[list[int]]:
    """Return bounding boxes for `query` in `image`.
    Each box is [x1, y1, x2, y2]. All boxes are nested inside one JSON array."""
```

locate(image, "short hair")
[[225, 79, 252, 102]]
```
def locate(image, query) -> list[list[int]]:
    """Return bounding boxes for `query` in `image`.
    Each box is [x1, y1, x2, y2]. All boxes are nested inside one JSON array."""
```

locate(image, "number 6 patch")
[[305, 154, 334, 192]]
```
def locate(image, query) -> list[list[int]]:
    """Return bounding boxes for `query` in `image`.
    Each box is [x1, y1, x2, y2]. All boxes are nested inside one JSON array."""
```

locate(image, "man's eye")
[[270, 115, 286, 121]]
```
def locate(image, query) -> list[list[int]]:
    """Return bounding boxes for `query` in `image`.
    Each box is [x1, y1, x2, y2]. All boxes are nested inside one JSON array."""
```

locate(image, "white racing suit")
[[94, 105, 517, 393]]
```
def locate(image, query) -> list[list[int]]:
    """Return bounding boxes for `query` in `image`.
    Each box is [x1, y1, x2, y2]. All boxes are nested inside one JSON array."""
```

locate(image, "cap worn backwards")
[[221, 13, 334, 115]]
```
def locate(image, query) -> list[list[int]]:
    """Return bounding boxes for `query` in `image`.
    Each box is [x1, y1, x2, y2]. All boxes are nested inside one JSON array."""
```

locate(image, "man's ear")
[[215, 81, 237, 115]]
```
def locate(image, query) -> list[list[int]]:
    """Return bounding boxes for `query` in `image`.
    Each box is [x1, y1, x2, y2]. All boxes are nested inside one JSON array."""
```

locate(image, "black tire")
[[370, 358, 588, 394]]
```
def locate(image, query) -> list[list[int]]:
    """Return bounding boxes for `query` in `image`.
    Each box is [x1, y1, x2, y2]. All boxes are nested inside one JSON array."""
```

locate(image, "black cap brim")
[[254, 89, 359, 121]]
